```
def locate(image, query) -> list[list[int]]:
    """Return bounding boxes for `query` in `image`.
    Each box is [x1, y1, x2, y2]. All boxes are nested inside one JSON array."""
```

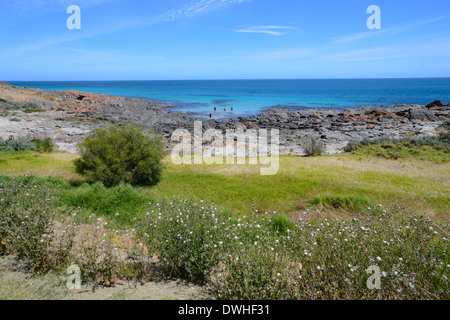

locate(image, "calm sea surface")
[[9, 79, 450, 119]]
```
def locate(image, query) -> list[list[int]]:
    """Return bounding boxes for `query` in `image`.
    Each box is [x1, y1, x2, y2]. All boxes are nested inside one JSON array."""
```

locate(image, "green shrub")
[[74, 124, 165, 187], [0, 136, 34, 151], [343, 139, 360, 153], [32, 137, 53, 153], [8, 118, 20, 122], [439, 132, 450, 145], [0, 136, 53, 153], [138, 198, 224, 284], [0, 175, 74, 273], [214, 243, 299, 300], [300, 136, 326, 156], [438, 120, 450, 130], [212, 214, 297, 300]]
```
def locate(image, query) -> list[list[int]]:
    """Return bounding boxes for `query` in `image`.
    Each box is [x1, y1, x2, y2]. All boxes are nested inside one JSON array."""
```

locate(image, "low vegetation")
[[0, 175, 72, 273], [1, 178, 448, 299], [0, 132, 449, 299], [300, 136, 326, 156], [1, 99, 42, 117], [344, 133, 450, 162], [438, 120, 450, 130], [23, 108, 45, 113], [57, 182, 152, 227], [307, 194, 372, 213], [0, 136, 53, 153]]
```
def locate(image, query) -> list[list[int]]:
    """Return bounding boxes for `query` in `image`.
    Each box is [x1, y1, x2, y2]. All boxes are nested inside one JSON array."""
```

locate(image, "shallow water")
[[9, 78, 450, 119]]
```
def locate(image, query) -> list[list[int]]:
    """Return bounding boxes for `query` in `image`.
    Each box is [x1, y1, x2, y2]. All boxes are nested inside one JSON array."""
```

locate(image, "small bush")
[[300, 136, 326, 156], [0, 175, 73, 272], [212, 214, 297, 300], [0, 136, 34, 151], [439, 132, 450, 145], [343, 139, 360, 153], [214, 243, 300, 300], [0, 136, 53, 153], [138, 198, 224, 284], [31, 137, 53, 153], [438, 120, 450, 130], [74, 124, 165, 187]]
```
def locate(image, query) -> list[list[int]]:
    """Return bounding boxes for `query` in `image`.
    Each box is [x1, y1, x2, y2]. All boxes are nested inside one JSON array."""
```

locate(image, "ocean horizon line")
[[4, 77, 450, 82]]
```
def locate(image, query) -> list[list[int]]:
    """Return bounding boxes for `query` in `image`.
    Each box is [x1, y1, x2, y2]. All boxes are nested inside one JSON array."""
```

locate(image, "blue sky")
[[1, 0, 449, 80]]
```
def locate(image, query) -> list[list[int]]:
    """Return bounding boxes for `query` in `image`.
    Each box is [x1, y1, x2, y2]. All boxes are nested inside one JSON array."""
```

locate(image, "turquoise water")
[[8, 79, 450, 119]]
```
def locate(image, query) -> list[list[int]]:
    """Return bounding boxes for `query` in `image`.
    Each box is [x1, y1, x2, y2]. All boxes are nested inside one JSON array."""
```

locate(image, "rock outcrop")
[[1, 82, 449, 154]]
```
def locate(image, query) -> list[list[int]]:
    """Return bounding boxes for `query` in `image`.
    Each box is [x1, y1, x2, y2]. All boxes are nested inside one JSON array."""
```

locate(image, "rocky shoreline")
[[1, 82, 449, 154]]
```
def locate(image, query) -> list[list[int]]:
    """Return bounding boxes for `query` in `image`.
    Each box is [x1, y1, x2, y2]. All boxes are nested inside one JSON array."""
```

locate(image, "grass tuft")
[[307, 194, 372, 212], [56, 182, 152, 227]]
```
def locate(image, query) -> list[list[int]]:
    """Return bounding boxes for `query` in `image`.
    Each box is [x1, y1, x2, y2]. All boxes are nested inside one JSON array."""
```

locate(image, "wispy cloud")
[[1, 0, 123, 14], [155, 0, 250, 23], [0, 0, 250, 58], [315, 39, 450, 63], [234, 25, 296, 36], [334, 14, 450, 43]]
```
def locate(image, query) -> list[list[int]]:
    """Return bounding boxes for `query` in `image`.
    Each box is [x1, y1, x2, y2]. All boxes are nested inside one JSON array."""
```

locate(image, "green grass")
[[148, 156, 449, 221], [0, 151, 78, 179], [56, 182, 153, 227], [345, 134, 450, 162], [352, 143, 449, 162], [0, 148, 449, 222], [0, 271, 68, 300], [307, 194, 372, 212], [23, 108, 44, 113], [1, 136, 448, 299]]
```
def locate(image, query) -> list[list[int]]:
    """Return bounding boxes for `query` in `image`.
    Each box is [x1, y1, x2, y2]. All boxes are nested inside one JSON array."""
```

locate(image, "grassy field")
[[0, 148, 448, 223], [1, 145, 449, 300]]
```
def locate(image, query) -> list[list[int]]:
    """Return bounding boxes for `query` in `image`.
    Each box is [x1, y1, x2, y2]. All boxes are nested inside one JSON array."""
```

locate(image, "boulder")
[[409, 107, 438, 121], [425, 100, 444, 109]]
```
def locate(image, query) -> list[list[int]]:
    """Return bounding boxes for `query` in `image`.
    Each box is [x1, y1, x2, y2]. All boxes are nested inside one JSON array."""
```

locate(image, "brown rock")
[[425, 100, 444, 109]]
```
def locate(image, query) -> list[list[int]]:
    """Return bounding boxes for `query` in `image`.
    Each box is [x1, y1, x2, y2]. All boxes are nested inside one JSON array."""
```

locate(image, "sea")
[[8, 78, 450, 119]]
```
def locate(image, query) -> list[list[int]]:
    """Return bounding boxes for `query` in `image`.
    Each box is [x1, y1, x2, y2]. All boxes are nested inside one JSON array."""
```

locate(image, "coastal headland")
[[1, 82, 449, 154]]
